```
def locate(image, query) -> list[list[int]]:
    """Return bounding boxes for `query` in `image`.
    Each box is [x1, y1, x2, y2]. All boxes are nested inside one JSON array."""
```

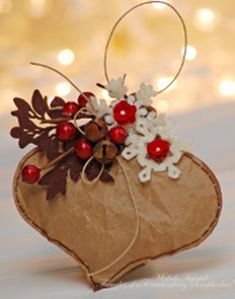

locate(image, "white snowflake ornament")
[[106, 77, 127, 99]]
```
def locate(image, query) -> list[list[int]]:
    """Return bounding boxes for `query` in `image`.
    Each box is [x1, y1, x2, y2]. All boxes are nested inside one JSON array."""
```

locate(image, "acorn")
[[84, 119, 108, 143], [93, 140, 118, 164]]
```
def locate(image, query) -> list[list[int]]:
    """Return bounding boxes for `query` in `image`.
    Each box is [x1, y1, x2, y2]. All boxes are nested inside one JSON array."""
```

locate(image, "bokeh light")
[[194, 8, 217, 31], [58, 49, 75, 66], [55, 82, 71, 97], [219, 80, 235, 96], [184, 45, 197, 61], [156, 77, 177, 92]]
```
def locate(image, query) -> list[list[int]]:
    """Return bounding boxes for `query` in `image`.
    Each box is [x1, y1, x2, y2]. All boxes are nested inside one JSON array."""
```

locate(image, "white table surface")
[[1, 102, 235, 298]]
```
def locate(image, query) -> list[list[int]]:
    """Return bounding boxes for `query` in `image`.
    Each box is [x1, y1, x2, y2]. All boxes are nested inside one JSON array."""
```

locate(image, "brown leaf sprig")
[[10, 90, 114, 200], [10, 90, 66, 159]]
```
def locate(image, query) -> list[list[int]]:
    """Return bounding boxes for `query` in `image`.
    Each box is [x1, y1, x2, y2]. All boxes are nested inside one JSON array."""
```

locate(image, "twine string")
[[73, 107, 92, 135], [81, 156, 105, 185], [103, 1, 188, 95], [30, 62, 95, 109], [87, 156, 140, 277]]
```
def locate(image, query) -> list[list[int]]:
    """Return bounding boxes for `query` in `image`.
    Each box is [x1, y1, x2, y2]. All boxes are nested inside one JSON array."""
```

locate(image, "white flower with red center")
[[122, 114, 189, 182], [104, 78, 158, 129]]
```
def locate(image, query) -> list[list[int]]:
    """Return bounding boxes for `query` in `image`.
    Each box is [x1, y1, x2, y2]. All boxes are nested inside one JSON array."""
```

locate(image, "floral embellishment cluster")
[[104, 77, 188, 182], [11, 75, 188, 200]]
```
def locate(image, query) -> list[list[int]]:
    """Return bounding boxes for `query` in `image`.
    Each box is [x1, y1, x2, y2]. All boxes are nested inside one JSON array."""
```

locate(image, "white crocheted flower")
[[135, 83, 157, 106], [106, 77, 128, 99], [86, 96, 112, 119], [122, 114, 188, 182]]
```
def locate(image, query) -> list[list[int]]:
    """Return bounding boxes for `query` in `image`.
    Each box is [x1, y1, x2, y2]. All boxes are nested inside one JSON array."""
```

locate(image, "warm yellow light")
[[58, 49, 75, 65], [156, 100, 169, 113], [156, 77, 177, 91], [152, 3, 166, 10], [196, 8, 215, 23], [183, 45, 197, 61], [55, 82, 71, 97], [219, 80, 235, 96], [0, 0, 12, 14], [194, 8, 216, 31], [29, 0, 51, 18]]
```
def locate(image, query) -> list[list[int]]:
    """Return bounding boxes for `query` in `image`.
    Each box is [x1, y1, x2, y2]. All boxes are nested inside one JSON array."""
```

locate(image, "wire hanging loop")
[[103, 1, 188, 95]]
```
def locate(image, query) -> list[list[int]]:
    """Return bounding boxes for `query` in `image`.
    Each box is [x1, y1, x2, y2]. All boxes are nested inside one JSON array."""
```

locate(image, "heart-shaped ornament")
[[10, 1, 223, 290], [13, 149, 222, 288]]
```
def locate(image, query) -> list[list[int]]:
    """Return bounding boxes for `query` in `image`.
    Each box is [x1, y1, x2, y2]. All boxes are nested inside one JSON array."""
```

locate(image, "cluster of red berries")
[[57, 92, 95, 141], [22, 91, 128, 184]]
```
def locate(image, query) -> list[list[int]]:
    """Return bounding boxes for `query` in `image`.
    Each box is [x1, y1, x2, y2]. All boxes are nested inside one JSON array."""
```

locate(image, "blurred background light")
[[219, 80, 235, 96], [57, 49, 75, 65], [55, 82, 71, 97], [156, 77, 177, 92], [194, 8, 217, 31], [155, 100, 169, 113], [184, 45, 197, 61], [29, 0, 50, 18], [152, 2, 167, 10], [0, 0, 234, 120], [0, 0, 12, 14]]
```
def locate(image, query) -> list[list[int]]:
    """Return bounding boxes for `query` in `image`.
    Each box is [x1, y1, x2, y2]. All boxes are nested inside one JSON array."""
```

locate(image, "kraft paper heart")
[[10, 1, 223, 290]]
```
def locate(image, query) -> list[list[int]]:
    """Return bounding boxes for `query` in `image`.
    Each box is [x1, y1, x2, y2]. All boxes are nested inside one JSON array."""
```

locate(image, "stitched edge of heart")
[[13, 149, 222, 290]]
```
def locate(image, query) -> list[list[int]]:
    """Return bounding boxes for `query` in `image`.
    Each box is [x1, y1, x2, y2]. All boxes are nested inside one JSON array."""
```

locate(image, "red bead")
[[62, 101, 79, 117], [147, 138, 170, 163], [78, 92, 95, 107], [75, 139, 93, 160], [108, 126, 127, 144], [57, 122, 77, 141], [22, 165, 40, 184]]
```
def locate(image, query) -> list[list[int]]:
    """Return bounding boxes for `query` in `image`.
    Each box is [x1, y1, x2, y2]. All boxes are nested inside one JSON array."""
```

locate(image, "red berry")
[[22, 165, 40, 184], [57, 122, 77, 141], [62, 101, 79, 117], [75, 139, 93, 160], [78, 92, 95, 107], [108, 126, 127, 144]]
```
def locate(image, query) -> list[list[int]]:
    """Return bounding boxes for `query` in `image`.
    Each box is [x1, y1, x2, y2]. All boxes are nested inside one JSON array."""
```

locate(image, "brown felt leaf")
[[100, 171, 114, 183], [32, 90, 49, 116], [48, 97, 65, 119], [85, 159, 102, 181], [39, 166, 68, 201], [10, 91, 66, 157], [12, 97, 32, 114]]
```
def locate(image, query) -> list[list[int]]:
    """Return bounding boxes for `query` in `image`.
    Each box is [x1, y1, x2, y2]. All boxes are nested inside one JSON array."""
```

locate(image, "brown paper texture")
[[13, 150, 222, 288]]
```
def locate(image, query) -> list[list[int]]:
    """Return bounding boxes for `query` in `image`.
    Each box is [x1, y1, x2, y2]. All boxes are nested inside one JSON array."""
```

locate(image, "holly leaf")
[[32, 90, 49, 116]]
